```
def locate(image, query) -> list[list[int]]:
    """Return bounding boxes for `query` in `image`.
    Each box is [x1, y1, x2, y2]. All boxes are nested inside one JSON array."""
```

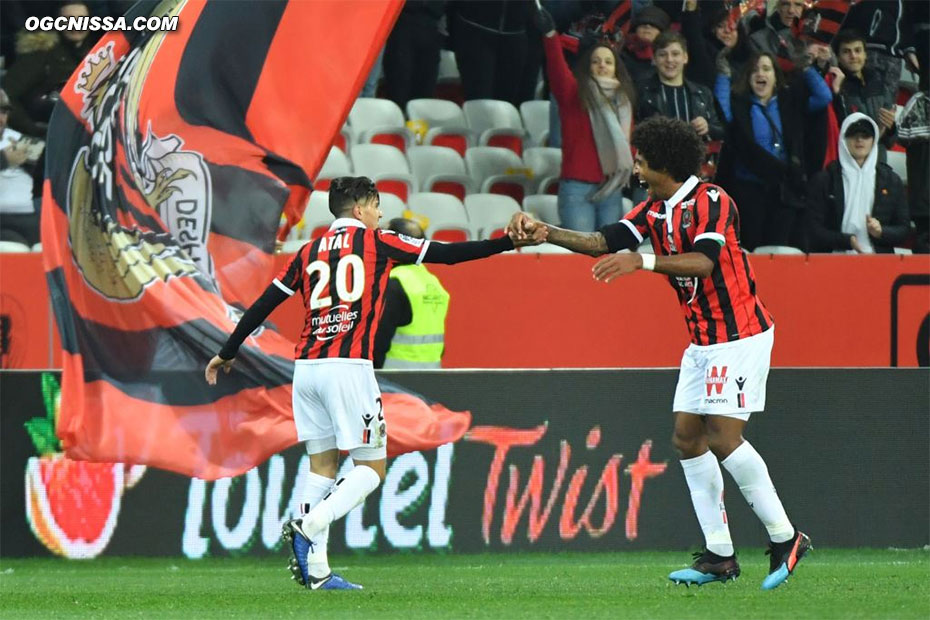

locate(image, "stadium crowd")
[[1, 0, 927, 253]]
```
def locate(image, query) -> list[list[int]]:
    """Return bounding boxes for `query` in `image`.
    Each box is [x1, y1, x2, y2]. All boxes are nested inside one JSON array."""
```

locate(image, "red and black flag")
[[41, 0, 469, 480], [799, 0, 856, 45]]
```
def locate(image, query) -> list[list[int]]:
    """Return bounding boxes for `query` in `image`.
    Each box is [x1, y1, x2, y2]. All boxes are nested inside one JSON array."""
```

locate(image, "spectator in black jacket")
[[620, 5, 670, 84], [680, 0, 753, 91], [842, 0, 919, 100], [832, 29, 897, 159], [447, 0, 535, 105], [636, 31, 723, 142], [806, 114, 909, 254], [381, 1, 446, 110], [3, 1, 96, 137]]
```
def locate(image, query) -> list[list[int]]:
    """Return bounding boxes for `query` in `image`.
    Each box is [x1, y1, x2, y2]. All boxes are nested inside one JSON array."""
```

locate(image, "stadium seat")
[[887, 150, 907, 184], [423, 126, 475, 157], [520, 100, 551, 147], [0, 240, 32, 253], [523, 194, 560, 226], [465, 146, 534, 204], [463, 99, 526, 155], [315, 146, 352, 190], [752, 245, 804, 255], [280, 239, 307, 253], [621, 197, 635, 216], [464, 194, 522, 240], [407, 193, 472, 242], [406, 98, 468, 130], [333, 124, 354, 155], [378, 192, 407, 224], [522, 147, 562, 194], [290, 191, 334, 241], [348, 98, 411, 152], [437, 49, 460, 84], [407, 145, 476, 201], [349, 144, 417, 201]]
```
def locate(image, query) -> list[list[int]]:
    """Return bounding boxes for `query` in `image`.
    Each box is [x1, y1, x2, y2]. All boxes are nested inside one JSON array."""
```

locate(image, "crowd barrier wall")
[[2, 369, 926, 558], [0, 253, 927, 370]]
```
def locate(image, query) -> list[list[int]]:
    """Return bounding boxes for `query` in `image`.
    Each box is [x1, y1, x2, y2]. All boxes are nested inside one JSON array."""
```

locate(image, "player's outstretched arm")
[[204, 282, 289, 384], [420, 226, 547, 265], [507, 212, 610, 257]]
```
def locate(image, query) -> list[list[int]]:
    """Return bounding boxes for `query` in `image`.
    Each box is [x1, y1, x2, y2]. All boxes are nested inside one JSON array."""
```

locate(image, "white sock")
[[302, 472, 334, 579], [300, 465, 381, 539], [722, 441, 794, 543], [681, 451, 734, 557]]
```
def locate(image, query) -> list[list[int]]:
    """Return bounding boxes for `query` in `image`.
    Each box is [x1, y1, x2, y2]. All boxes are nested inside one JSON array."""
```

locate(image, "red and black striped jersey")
[[273, 218, 429, 360], [619, 176, 774, 345]]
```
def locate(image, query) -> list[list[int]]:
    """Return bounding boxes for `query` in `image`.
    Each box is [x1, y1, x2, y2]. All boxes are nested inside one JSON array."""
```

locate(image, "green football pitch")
[[1, 550, 927, 619]]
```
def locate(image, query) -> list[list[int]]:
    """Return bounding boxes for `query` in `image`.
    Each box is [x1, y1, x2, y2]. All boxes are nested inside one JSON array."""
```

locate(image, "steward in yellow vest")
[[374, 219, 450, 369]]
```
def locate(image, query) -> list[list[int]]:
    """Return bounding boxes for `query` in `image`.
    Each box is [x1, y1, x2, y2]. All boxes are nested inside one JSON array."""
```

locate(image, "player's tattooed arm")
[[544, 226, 609, 257], [506, 212, 609, 256]]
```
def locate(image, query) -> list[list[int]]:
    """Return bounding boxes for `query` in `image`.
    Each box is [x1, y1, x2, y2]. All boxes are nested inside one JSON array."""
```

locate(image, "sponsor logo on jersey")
[[311, 304, 359, 341]]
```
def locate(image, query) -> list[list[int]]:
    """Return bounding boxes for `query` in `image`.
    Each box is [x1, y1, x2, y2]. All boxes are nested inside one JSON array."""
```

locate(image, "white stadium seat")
[[349, 143, 417, 201], [348, 97, 411, 152], [315, 146, 352, 190], [464, 194, 522, 240], [378, 192, 407, 224], [291, 191, 333, 241], [407, 193, 471, 242], [465, 146, 534, 204], [406, 98, 468, 129], [523, 194, 560, 226], [752, 245, 804, 255], [520, 100, 551, 147], [0, 240, 32, 253], [886, 150, 907, 184], [463, 99, 526, 155], [522, 146, 562, 194], [407, 145, 476, 200]]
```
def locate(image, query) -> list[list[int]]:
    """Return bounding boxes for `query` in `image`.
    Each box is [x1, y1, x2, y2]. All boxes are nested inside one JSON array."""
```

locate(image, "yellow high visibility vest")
[[383, 264, 450, 369]]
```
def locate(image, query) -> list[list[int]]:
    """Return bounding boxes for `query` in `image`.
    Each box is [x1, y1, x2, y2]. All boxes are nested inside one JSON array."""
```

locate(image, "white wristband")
[[640, 253, 655, 271]]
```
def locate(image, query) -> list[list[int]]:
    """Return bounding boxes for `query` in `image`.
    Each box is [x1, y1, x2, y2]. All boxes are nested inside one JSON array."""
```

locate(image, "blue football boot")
[[282, 519, 311, 587], [761, 531, 812, 591], [669, 549, 740, 586], [309, 573, 364, 591]]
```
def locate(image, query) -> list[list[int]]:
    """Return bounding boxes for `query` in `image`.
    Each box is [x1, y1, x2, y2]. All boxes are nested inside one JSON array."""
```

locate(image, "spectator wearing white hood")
[[806, 112, 910, 253]]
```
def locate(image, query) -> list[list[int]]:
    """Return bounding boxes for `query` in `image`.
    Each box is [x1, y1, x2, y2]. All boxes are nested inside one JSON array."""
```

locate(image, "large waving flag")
[[42, 0, 469, 481]]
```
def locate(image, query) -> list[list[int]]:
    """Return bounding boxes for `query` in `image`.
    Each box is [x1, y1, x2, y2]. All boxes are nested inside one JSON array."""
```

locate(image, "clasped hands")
[[506, 212, 643, 283], [506, 212, 548, 247]]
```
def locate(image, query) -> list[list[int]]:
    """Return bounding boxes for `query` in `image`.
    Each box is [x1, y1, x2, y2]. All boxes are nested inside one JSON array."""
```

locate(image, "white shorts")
[[292, 358, 387, 459], [672, 326, 774, 419]]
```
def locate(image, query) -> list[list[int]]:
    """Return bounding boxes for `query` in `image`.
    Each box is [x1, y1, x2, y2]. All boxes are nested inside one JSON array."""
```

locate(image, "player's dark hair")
[[328, 176, 379, 218], [630, 116, 705, 182], [388, 218, 425, 239], [653, 30, 687, 54], [832, 29, 867, 54]]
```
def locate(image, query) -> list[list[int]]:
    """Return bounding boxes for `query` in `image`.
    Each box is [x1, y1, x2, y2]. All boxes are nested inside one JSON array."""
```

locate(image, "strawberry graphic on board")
[[24, 373, 145, 558]]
